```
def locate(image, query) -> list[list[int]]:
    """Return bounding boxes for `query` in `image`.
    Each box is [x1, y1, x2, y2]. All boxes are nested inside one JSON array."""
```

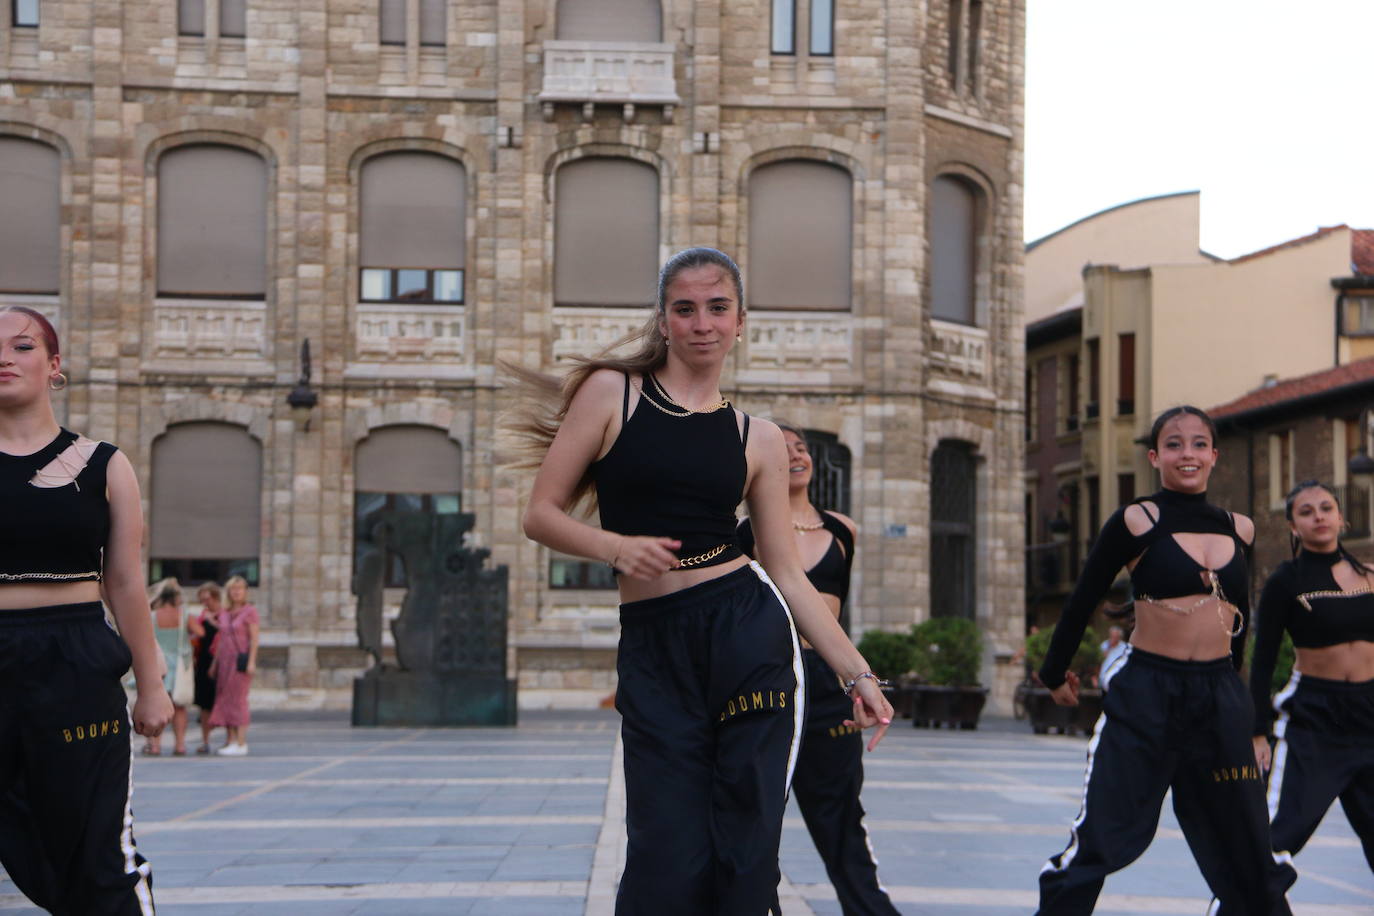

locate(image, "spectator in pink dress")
[[208, 576, 259, 756]]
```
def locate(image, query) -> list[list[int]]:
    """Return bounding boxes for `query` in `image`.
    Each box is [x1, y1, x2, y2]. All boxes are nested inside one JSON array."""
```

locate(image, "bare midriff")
[[617, 554, 751, 603], [1295, 641, 1374, 682], [0, 579, 102, 611], [1128, 596, 1237, 662]]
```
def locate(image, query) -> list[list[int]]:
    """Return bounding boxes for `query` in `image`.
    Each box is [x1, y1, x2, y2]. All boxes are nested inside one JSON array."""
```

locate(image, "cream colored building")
[[1026, 191, 1371, 548], [0, 0, 1028, 713]]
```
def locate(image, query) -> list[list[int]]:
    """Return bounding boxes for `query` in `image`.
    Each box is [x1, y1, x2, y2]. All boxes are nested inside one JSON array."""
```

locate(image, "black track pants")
[[1037, 646, 1295, 916], [0, 603, 155, 915], [791, 649, 899, 916], [615, 563, 804, 916], [1266, 673, 1374, 871]]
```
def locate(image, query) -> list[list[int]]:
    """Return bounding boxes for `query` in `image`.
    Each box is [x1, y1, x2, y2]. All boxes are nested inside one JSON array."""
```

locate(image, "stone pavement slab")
[[0, 711, 1369, 914]]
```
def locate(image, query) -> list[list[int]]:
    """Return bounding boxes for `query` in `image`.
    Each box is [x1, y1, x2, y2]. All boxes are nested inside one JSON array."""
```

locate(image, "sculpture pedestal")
[[352, 669, 518, 727]]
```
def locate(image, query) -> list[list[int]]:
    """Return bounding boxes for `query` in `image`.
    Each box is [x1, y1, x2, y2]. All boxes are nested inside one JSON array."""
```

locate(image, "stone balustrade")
[[152, 298, 268, 359], [928, 318, 990, 381], [539, 40, 679, 117], [355, 303, 467, 362]]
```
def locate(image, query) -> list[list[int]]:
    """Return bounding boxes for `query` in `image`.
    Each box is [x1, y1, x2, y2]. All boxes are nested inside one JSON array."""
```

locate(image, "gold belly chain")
[[1137, 569, 1244, 637]]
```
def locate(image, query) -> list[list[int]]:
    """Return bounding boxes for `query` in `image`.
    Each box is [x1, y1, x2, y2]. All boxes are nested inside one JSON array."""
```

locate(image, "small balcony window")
[[14, 0, 39, 28], [360, 267, 464, 305], [550, 558, 617, 590]]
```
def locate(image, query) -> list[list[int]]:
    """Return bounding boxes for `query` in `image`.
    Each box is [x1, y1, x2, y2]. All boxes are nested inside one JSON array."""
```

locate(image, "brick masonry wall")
[[0, 0, 1027, 712]]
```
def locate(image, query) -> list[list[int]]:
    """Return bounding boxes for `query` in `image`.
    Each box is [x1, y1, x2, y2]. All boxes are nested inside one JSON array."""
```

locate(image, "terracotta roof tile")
[[1210, 357, 1374, 420], [1227, 225, 1346, 265]]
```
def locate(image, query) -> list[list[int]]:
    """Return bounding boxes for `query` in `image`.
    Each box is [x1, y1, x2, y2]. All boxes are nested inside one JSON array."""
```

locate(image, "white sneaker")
[[216, 743, 248, 757]]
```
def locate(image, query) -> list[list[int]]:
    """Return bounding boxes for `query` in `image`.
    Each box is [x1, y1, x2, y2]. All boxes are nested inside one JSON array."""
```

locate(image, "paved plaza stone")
[[1, 710, 1370, 915]]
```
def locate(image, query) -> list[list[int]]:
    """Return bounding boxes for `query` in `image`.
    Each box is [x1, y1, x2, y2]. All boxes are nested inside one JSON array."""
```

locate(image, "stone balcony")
[[152, 297, 268, 361], [928, 318, 990, 382], [355, 303, 467, 363], [539, 40, 679, 120]]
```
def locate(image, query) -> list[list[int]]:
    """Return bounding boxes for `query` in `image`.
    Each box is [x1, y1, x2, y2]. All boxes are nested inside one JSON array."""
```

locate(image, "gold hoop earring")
[[49, 373, 68, 391]]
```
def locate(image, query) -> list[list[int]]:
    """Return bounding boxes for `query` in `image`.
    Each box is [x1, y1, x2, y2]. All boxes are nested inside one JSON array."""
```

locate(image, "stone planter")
[[1022, 685, 1103, 736], [910, 684, 989, 730]]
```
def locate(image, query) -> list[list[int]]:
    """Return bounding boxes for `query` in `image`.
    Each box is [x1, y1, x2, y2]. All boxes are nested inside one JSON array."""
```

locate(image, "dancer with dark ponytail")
[[513, 248, 892, 915], [737, 423, 899, 916], [1252, 480, 1374, 872], [1035, 405, 1295, 914], [0, 305, 171, 914]]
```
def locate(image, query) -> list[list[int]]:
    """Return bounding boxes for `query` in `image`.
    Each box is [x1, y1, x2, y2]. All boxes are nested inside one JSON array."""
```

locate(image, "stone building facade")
[[0, 0, 1027, 712]]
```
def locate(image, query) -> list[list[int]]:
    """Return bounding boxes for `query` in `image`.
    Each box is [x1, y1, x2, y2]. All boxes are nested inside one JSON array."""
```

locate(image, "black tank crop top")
[[0, 428, 115, 584], [1038, 488, 1251, 689], [593, 373, 747, 572], [1251, 548, 1374, 735], [736, 511, 854, 603]]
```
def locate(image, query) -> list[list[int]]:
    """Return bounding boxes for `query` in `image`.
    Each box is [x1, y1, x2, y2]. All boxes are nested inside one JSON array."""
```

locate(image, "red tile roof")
[[1210, 357, 1374, 420], [1354, 229, 1374, 275], [1228, 225, 1347, 264]]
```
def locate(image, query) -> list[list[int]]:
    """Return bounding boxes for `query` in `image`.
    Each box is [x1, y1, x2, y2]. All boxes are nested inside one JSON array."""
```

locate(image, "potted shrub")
[[856, 629, 917, 719], [1022, 624, 1104, 735], [908, 617, 988, 729]]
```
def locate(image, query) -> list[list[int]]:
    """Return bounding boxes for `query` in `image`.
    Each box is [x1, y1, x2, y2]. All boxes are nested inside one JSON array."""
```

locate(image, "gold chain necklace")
[[637, 374, 729, 417]]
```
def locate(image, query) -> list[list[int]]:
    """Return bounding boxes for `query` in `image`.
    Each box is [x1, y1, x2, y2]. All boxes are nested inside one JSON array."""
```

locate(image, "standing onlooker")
[[144, 578, 192, 755], [188, 581, 223, 754], [208, 576, 259, 756], [0, 304, 171, 913], [1099, 625, 1128, 687]]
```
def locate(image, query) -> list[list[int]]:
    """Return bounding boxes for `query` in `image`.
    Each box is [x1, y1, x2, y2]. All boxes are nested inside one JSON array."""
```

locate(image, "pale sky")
[[1024, 0, 1374, 260]]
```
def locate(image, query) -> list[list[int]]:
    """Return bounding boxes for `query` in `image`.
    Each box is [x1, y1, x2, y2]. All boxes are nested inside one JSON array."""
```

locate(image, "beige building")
[[0, 0, 1028, 712], [1026, 191, 1373, 567]]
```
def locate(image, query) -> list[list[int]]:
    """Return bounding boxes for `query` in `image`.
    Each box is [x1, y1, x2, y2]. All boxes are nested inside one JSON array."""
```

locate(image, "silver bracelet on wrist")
[[842, 670, 890, 697]]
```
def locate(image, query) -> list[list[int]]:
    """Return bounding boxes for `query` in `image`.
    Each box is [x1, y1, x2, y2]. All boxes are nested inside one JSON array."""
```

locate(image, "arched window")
[[748, 159, 852, 310], [149, 422, 262, 586], [354, 425, 463, 587], [929, 174, 980, 325], [930, 440, 977, 620], [0, 137, 60, 294], [555, 0, 661, 41], [157, 145, 268, 297], [802, 429, 852, 515], [359, 152, 466, 304], [554, 157, 659, 307]]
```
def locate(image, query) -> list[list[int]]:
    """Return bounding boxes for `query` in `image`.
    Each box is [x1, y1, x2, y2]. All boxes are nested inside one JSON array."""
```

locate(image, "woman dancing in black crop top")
[[0, 305, 171, 915], [1035, 406, 1294, 915], [1251, 481, 1374, 873], [515, 248, 892, 915], [737, 424, 899, 916]]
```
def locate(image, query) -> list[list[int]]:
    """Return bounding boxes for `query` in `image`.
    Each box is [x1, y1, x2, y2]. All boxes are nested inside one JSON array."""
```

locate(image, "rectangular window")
[[379, 0, 405, 45], [1086, 475, 1100, 546], [549, 557, 617, 590], [1085, 339, 1100, 419], [1117, 332, 1135, 416], [220, 0, 246, 38], [771, 0, 795, 54], [1269, 430, 1293, 508], [360, 267, 464, 304], [1117, 473, 1135, 509], [1345, 295, 1374, 335], [967, 0, 982, 92], [178, 0, 205, 36], [419, 0, 445, 46], [149, 558, 260, 588], [809, 0, 833, 55], [13, 0, 38, 27], [947, 0, 962, 79], [1065, 353, 1080, 431]]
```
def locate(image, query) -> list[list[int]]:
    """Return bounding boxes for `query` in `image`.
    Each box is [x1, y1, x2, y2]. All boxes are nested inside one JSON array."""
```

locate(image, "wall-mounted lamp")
[[286, 338, 318, 432], [1048, 512, 1072, 543]]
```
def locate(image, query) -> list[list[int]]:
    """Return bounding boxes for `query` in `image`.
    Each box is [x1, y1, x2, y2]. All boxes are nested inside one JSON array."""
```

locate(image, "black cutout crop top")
[[593, 373, 747, 572], [736, 511, 854, 603], [1038, 488, 1251, 689], [0, 428, 115, 584], [1251, 548, 1374, 735]]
